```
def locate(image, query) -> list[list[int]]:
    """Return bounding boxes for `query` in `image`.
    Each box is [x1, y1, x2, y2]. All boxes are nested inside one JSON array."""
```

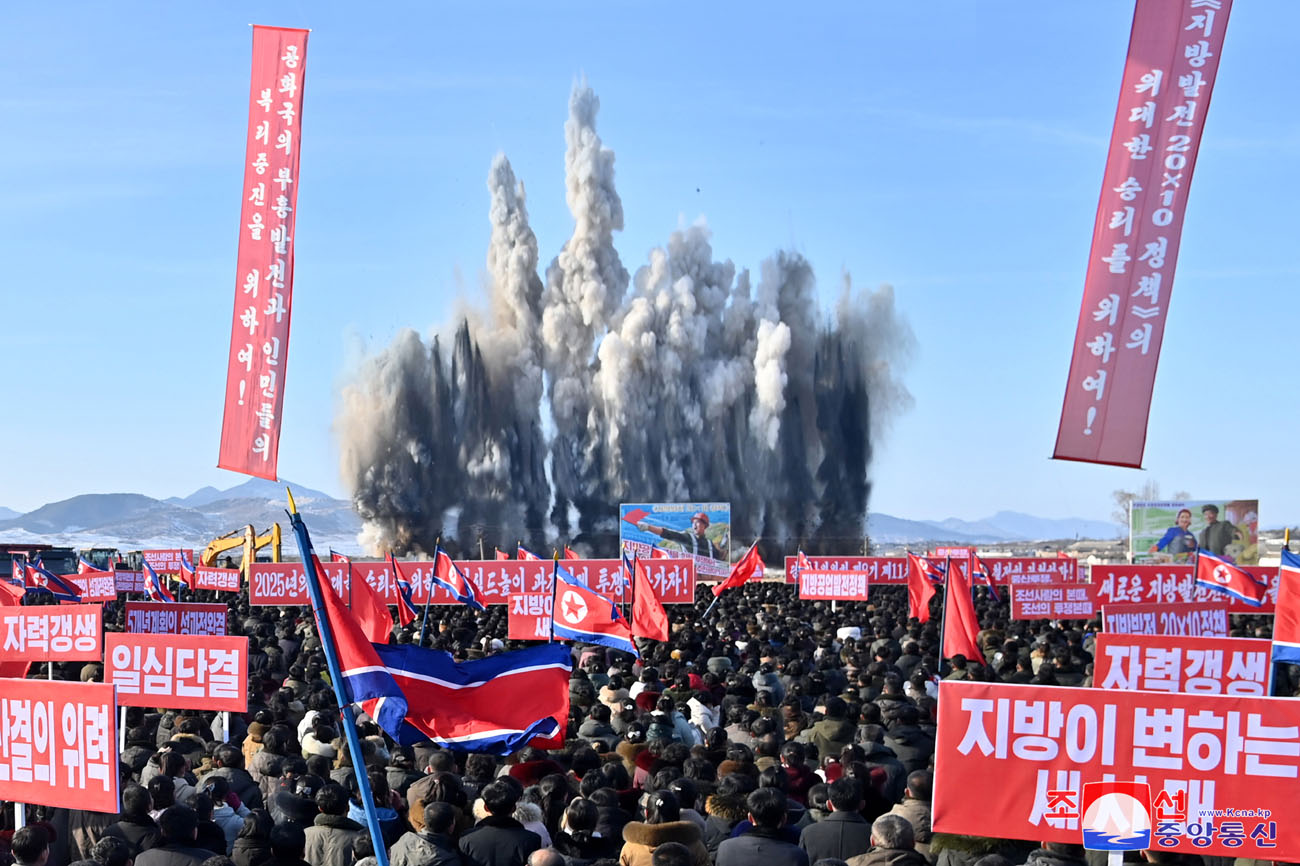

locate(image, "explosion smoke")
[[338, 82, 914, 559]]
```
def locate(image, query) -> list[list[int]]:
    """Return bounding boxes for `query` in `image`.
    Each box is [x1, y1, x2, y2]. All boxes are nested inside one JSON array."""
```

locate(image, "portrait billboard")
[[620, 502, 730, 578], [1131, 499, 1259, 565]]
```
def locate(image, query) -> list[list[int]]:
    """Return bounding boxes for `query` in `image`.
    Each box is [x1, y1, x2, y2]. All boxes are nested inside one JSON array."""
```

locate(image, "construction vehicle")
[[200, 524, 282, 578]]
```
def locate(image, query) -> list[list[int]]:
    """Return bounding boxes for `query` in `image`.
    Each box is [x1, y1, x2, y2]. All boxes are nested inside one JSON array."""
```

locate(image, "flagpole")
[[549, 557, 558, 644], [418, 537, 440, 647], [478, 537, 485, 561], [286, 490, 391, 866]]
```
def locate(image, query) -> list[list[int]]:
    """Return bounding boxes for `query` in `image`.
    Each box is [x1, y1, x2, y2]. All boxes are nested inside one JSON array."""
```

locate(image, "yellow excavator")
[[200, 524, 282, 578]]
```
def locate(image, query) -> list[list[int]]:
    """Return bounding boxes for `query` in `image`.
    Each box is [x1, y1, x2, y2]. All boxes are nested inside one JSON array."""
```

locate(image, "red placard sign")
[[1092, 564, 1277, 613], [248, 561, 349, 606], [0, 679, 118, 813], [192, 565, 241, 593], [783, 556, 909, 585], [125, 602, 228, 636], [1103, 601, 1229, 636], [218, 25, 309, 479], [66, 571, 118, 602], [141, 549, 193, 575], [508, 594, 558, 641], [1093, 633, 1270, 695], [105, 633, 248, 712], [934, 680, 1294, 858], [0, 605, 103, 661], [1011, 583, 1097, 620], [798, 571, 871, 601], [1056, 0, 1232, 466], [115, 571, 144, 594]]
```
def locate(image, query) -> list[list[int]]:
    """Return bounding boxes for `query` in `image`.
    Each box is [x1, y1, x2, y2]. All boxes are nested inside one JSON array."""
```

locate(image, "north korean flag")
[[970, 554, 1000, 602], [551, 562, 638, 657], [1195, 549, 1266, 607], [142, 561, 176, 603], [433, 546, 484, 611]]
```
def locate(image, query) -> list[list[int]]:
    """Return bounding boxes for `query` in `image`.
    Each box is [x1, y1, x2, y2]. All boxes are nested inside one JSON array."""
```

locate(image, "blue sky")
[[2, 2, 1297, 524]]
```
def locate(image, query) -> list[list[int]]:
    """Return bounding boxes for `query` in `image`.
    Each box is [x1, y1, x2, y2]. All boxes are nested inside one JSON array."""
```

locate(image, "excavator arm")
[[200, 523, 281, 576]]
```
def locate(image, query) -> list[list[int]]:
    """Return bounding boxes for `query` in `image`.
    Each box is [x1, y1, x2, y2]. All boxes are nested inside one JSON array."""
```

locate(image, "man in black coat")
[[799, 778, 872, 864], [459, 780, 541, 866], [845, 814, 929, 866], [103, 785, 163, 857], [135, 806, 222, 866], [716, 788, 809, 866], [204, 744, 265, 810]]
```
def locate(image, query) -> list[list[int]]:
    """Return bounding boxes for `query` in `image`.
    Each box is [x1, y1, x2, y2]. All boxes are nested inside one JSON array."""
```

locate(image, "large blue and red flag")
[[1195, 549, 1267, 607], [551, 562, 638, 656], [969, 554, 1000, 602], [906, 552, 938, 624], [517, 546, 543, 561], [792, 549, 812, 584], [142, 562, 176, 603], [432, 546, 484, 611], [292, 508, 568, 754], [178, 551, 196, 590], [370, 641, 571, 752], [25, 563, 82, 603], [1273, 549, 1300, 666]]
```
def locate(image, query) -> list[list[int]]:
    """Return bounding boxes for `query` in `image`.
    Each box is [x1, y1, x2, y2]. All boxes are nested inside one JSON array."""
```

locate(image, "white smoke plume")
[[337, 82, 913, 557]]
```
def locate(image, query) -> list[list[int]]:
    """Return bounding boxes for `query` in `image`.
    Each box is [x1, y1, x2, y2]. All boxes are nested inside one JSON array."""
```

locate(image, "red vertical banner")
[[1055, 0, 1230, 466], [219, 26, 309, 479]]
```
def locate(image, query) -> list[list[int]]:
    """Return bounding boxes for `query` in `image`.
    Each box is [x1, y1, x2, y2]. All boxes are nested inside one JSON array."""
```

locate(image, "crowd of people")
[[0, 580, 1285, 866]]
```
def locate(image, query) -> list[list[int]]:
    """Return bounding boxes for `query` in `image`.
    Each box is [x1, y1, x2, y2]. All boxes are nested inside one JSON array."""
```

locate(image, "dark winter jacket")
[[206, 766, 266, 811], [716, 827, 810, 866], [883, 725, 936, 774], [458, 815, 541, 866], [231, 836, 273, 866], [804, 717, 857, 761], [135, 841, 219, 866], [799, 809, 873, 864], [103, 815, 163, 858], [702, 789, 749, 855]]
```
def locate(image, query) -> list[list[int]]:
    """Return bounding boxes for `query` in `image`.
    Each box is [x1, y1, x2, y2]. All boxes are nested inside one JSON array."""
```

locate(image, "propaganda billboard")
[[620, 502, 730, 578], [1131, 499, 1259, 565]]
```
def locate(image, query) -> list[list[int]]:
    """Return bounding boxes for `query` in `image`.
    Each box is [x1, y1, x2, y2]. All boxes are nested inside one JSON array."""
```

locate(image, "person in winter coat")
[[389, 802, 464, 866], [202, 777, 248, 855], [618, 791, 709, 866], [701, 775, 751, 857], [715, 788, 809, 866], [887, 770, 933, 859], [231, 811, 274, 866], [345, 771, 405, 851], [103, 785, 163, 858], [122, 728, 157, 778], [135, 806, 224, 866], [799, 778, 872, 864], [242, 714, 274, 779], [576, 705, 621, 751], [800, 699, 856, 761], [551, 797, 620, 864], [303, 785, 363, 866], [206, 746, 266, 812], [459, 780, 541, 866], [1018, 842, 1089, 866], [845, 814, 928, 866], [882, 707, 936, 775]]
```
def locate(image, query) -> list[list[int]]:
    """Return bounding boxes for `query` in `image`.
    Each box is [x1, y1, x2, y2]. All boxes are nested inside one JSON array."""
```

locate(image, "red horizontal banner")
[[105, 633, 248, 712], [0, 605, 103, 661], [1092, 564, 1277, 613], [250, 559, 695, 607], [1093, 633, 1270, 695], [0, 679, 119, 813], [66, 571, 117, 602], [125, 602, 229, 636], [1104, 601, 1229, 636], [798, 570, 871, 601], [934, 680, 1297, 859], [141, 549, 194, 575], [1011, 583, 1098, 620], [783, 555, 1078, 586], [192, 565, 241, 593]]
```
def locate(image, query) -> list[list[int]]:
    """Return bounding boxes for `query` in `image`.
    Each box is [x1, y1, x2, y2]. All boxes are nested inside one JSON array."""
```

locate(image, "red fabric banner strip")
[[219, 26, 309, 479], [1055, 0, 1230, 466]]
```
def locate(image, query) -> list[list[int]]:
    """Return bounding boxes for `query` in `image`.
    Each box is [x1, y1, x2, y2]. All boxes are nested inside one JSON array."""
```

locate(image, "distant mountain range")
[[0, 481, 1123, 553]]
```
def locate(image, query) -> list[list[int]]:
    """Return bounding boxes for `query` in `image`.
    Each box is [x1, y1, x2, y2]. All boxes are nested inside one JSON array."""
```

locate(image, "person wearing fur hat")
[[716, 788, 808, 866], [701, 774, 753, 857], [618, 791, 708, 866]]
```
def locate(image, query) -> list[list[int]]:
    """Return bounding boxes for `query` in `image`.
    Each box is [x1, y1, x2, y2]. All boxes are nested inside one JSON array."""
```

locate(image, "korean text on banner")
[[1011, 583, 1097, 620], [0, 678, 119, 813], [1055, 0, 1231, 466], [1093, 633, 1270, 695], [105, 633, 249, 712], [1103, 601, 1228, 636], [933, 680, 1299, 859], [0, 605, 103, 661], [218, 26, 308, 479], [1093, 563, 1277, 613], [125, 602, 229, 636]]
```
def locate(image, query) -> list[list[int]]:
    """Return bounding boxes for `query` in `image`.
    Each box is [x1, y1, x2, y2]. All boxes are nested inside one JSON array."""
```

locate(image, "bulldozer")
[[200, 524, 282, 579]]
